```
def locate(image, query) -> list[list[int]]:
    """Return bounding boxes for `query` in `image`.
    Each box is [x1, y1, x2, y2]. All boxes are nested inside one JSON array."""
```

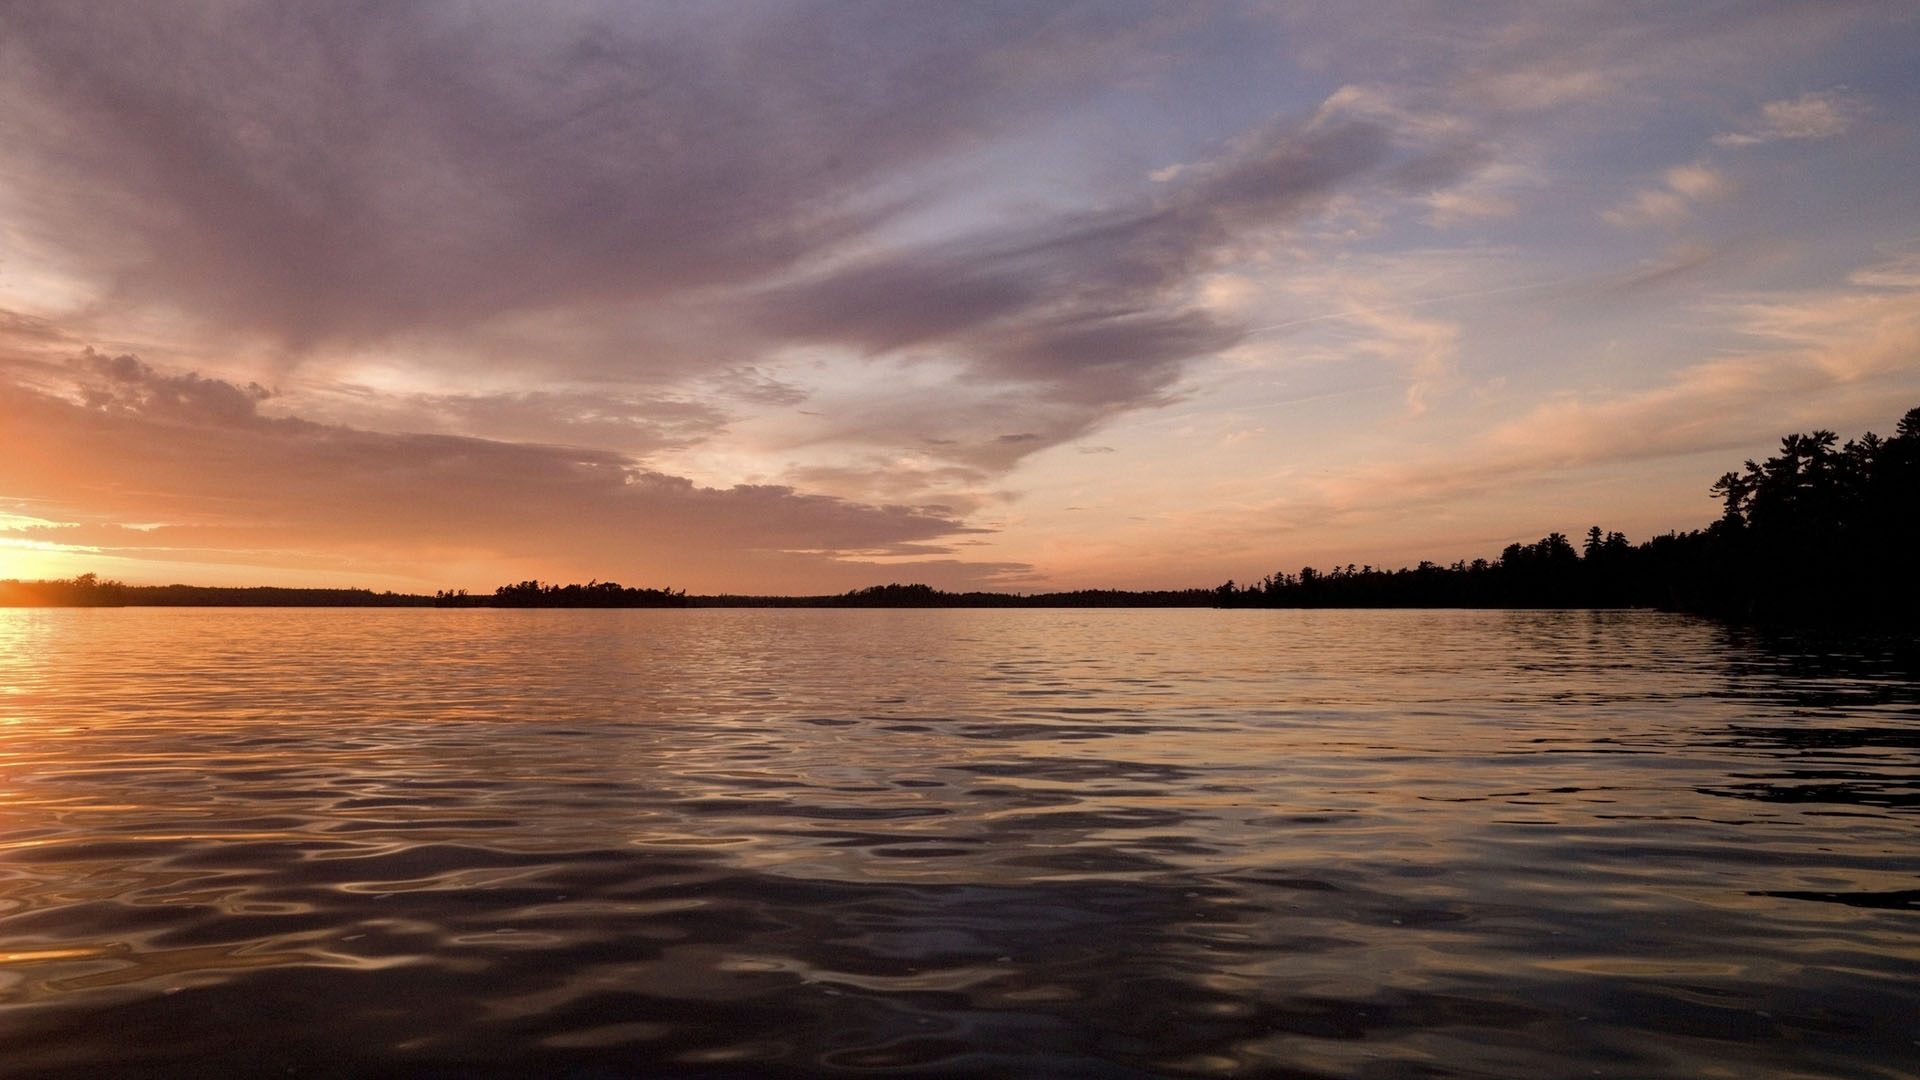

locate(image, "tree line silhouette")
[[691, 583, 1217, 608], [1216, 406, 1919, 621], [0, 572, 128, 607], [434, 580, 691, 607], [8, 407, 1912, 622], [0, 574, 429, 607], [433, 581, 1214, 608]]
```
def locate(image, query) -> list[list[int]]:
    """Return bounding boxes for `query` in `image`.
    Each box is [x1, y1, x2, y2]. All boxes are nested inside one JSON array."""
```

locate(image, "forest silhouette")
[[434, 580, 691, 608], [0, 575, 431, 607], [7, 407, 1914, 622], [1215, 406, 1919, 620]]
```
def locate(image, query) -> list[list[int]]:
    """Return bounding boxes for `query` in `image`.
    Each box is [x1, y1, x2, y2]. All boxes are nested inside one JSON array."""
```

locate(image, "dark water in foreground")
[[1, 608, 1915, 1079]]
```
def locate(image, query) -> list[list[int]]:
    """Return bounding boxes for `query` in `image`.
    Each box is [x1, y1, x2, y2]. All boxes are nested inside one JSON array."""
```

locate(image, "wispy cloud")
[[1713, 90, 1866, 146], [1421, 189, 1518, 228], [0, 3, 1174, 349], [738, 98, 1490, 462], [0, 360, 1009, 590], [0, 2, 1529, 486], [1312, 256, 1920, 514], [1601, 163, 1731, 228]]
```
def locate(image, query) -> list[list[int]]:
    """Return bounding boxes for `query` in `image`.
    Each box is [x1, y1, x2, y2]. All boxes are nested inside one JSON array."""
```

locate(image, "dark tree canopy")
[[1219, 406, 1920, 622], [435, 581, 690, 608]]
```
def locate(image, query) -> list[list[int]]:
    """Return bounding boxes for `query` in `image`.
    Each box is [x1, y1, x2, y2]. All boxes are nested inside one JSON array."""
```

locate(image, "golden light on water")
[[0, 607, 1914, 1076]]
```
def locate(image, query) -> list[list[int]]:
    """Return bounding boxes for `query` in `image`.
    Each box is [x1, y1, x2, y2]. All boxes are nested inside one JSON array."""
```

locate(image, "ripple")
[[0, 607, 1915, 1078]]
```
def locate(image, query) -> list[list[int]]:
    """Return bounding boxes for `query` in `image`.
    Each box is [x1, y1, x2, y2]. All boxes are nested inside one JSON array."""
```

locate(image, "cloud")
[[1469, 67, 1615, 112], [71, 349, 272, 425], [777, 459, 996, 514], [0, 361, 1013, 591], [1279, 1, 1874, 121], [1713, 90, 1865, 146], [1848, 253, 1920, 290], [0, 2, 1508, 489], [288, 384, 731, 458], [1601, 163, 1730, 228], [1661, 164, 1726, 200], [743, 110, 1427, 460], [1604, 241, 1722, 294], [0, 2, 1178, 349], [0, 309, 72, 345], [1725, 261, 1920, 382], [1238, 254, 1487, 415], [1311, 257, 1920, 512], [1421, 190, 1517, 228]]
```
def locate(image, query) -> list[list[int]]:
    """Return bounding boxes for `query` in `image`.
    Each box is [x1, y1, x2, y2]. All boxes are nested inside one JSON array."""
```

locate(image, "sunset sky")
[[2, 2, 1917, 594]]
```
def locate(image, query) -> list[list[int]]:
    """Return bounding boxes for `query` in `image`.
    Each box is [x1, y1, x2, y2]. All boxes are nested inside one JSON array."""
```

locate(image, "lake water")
[[0, 608, 1915, 1078]]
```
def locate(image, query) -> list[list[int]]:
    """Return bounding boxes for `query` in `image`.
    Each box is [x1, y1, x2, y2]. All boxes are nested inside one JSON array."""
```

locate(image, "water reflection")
[[0, 609, 1915, 1077]]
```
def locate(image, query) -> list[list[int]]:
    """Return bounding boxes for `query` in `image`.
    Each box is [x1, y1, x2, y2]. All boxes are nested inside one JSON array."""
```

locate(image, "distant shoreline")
[[8, 408, 1914, 625], [1, 581, 1907, 630], [0, 580, 1219, 610]]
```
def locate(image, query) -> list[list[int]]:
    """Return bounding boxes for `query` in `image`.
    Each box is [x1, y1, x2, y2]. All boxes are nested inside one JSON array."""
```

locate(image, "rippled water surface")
[[2, 608, 1916, 1078]]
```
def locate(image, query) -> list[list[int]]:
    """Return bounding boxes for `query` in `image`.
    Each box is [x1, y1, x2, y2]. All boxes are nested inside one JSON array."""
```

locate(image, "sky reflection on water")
[[0, 609, 1915, 1078]]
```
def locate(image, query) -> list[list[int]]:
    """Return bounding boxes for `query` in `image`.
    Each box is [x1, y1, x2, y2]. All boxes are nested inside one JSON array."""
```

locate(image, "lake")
[[0, 608, 1915, 1078]]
